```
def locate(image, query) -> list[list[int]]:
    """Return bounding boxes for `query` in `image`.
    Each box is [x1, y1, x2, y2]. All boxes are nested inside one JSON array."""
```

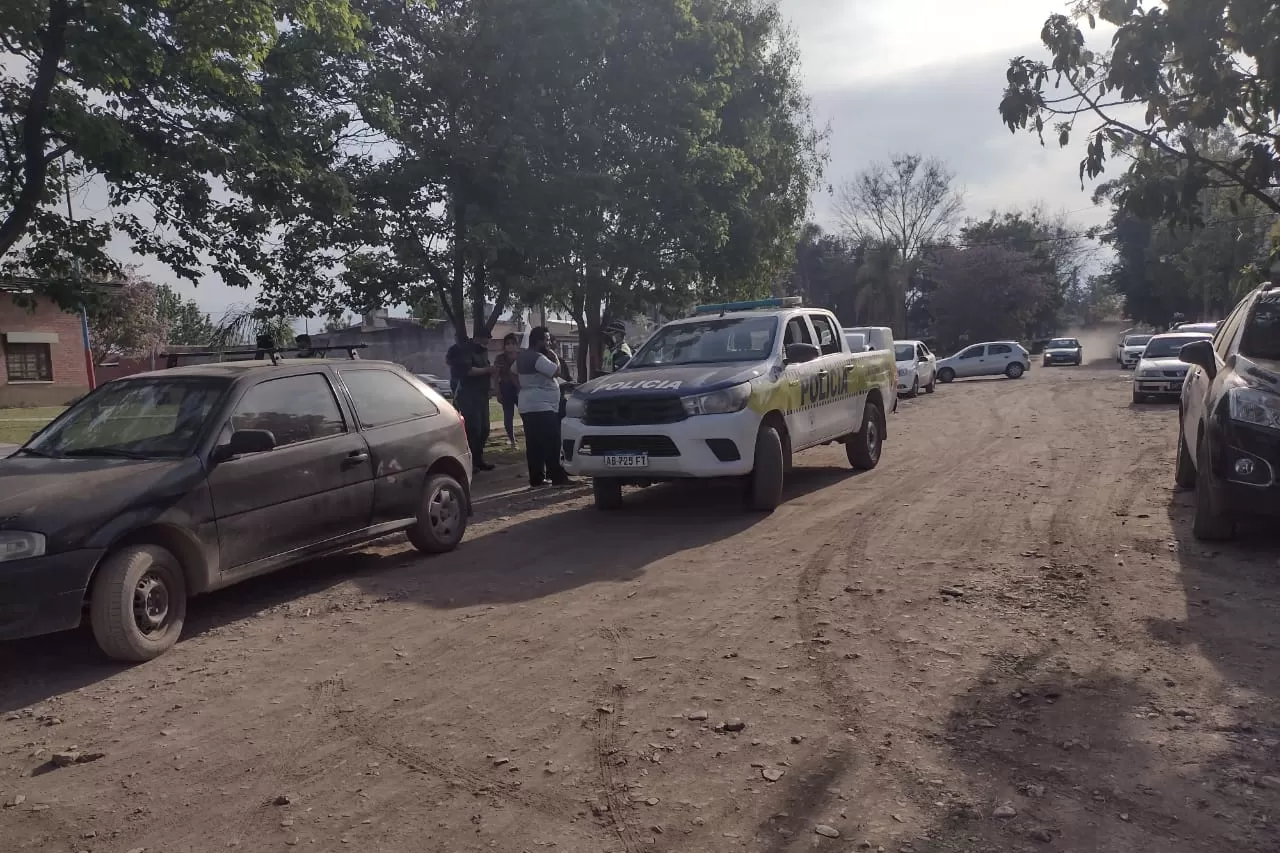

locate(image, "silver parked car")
[[936, 341, 1031, 383], [1131, 332, 1212, 404]]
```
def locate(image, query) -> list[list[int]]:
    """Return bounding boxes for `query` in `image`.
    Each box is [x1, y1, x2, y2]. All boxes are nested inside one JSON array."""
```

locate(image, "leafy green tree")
[[0, 0, 365, 309], [210, 304, 296, 348], [959, 207, 1094, 337], [926, 245, 1051, 352], [155, 285, 214, 346], [1000, 2, 1280, 229]]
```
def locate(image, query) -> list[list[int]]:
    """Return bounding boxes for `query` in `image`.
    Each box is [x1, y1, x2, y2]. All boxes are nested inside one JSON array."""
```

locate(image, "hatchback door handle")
[[342, 451, 370, 468]]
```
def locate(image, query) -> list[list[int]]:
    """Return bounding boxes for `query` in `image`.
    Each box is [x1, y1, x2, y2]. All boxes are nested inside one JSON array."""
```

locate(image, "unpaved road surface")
[[3, 335, 1279, 853]]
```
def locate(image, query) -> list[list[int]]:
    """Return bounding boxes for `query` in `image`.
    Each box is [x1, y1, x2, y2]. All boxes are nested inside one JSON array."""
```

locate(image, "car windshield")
[[894, 344, 915, 361], [1142, 336, 1206, 359], [1046, 339, 1078, 349], [628, 316, 777, 367], [25, 377, 229, 459], [1240, 293, 1280, 361], [1124, 335, 1152, 346]]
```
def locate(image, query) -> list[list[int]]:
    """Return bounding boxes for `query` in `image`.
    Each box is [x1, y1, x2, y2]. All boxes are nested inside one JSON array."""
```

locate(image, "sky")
[[77, 0, 1117, 319]]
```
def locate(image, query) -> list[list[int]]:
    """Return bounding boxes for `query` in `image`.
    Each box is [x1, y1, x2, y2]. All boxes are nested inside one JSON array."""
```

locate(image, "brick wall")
[[0, 296, 90, 407]]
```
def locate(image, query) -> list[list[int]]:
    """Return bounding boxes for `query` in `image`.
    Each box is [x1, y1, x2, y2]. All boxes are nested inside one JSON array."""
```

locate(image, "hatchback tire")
[[407, 473, 468, 554], [846, 401, 884, 471], [745, 424, 785, 511], [1192, 438, 1235, 541], [937, 368, 955, 384], [90, 545, 187, 662], [1006, 362, 1025, 379], [593, 477, 625, 511]]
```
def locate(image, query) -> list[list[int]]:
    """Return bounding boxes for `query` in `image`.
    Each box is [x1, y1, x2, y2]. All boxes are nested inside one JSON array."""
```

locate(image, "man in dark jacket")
[[449, 330, 496, 472]]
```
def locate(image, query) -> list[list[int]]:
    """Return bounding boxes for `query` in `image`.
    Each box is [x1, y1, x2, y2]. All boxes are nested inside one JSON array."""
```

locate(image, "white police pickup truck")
[[560, 298, 897, 511]]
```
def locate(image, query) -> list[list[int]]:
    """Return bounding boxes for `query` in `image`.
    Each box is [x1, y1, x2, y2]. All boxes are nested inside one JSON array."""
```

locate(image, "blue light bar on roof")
[[692, 296, 802, 315]]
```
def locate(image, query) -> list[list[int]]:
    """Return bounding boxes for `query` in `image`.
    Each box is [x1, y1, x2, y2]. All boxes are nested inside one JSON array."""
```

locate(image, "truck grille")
[[583, 396, 686, 426], [580, 435, 680, 457]]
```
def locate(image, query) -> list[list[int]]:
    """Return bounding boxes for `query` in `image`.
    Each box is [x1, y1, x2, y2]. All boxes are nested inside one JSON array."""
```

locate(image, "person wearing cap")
[[450, 329, 497, 472], [600, 320, 632, 376]]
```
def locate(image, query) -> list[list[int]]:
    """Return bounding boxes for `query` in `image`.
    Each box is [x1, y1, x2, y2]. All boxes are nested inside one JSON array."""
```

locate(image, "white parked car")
[[935, 341, 1030, 383], [1172, 321, 1219, 335], [1131, 332, 1212, 404], [1116, 334, 1153, 369], [894, 340, 936, 397]]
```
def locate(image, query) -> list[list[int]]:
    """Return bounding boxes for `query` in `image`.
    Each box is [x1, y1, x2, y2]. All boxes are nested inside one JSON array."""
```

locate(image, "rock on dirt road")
[[2, 351, 1279, 853]]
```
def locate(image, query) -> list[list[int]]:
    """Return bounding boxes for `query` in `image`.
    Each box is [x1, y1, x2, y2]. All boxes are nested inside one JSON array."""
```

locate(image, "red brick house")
[[1, 280, 93, 407]]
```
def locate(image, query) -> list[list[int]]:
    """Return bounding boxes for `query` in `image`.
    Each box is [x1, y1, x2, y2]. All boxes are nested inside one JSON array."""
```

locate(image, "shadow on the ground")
[[0, 464, 858, 712]]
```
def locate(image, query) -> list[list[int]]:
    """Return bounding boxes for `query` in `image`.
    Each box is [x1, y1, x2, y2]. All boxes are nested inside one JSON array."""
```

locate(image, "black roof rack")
[[159, 343, 368, 370]]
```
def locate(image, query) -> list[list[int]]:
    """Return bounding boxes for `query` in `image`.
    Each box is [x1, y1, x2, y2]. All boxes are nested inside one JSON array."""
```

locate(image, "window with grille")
[[4, 342, 53, 381]]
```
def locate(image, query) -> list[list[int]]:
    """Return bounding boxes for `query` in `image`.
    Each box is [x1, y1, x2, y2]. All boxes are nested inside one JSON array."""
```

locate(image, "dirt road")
[[3, 338, 1279, 853]]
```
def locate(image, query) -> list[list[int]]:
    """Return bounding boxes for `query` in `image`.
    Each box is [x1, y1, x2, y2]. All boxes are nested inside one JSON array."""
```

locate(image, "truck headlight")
[[1137, 368, 1161, 378], [1228, 387, 1280, 432], [681, 382, 751, 416], [0, 531, 46, 563], [564, 394, 587, 419]]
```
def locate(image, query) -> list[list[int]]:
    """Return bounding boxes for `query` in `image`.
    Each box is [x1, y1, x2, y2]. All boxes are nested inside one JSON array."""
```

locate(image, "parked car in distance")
[[894, 340, 937, 397], [1041, 337, 1083, 366], [1131, 332, 1212, 403], [843, 326, 894, 352], [1177, 285, 1280, 540], [416, 373, 454, 400], [1116, 333, 1154, 369], [0, 353, 473, 662], [1173, 321, 1220, 335], [935, 342, 1031, 383]]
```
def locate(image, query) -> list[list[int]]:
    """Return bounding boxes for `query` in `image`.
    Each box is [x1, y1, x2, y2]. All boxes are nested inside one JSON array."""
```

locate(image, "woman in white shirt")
[[515, 326, 571, 486]]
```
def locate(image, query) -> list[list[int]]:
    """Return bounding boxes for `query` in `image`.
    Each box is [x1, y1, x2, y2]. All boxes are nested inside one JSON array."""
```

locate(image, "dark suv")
[[0, 353, 472, 661], [1177, 284, 1280, 540]]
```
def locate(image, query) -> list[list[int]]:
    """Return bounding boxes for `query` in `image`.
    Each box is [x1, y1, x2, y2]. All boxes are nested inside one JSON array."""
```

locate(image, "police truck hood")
[[576, 362, 766, 398]]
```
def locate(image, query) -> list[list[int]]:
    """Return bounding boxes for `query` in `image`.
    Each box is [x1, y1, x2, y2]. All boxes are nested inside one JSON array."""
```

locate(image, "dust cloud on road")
[[2, 352, 1278, 853]]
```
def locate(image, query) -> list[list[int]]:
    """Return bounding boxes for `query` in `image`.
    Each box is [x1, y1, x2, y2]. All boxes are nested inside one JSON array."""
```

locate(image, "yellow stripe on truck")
[[747, 352, 894, 416]]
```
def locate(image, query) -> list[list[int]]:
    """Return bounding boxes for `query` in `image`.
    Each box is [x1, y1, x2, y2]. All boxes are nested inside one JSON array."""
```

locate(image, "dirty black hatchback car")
[[0, 351, 472, 661]]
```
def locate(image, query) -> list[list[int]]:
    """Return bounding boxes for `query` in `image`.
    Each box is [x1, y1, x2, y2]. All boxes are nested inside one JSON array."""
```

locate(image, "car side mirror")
[[1179, 340, 1216, 379], [213, 429, 277, 462], [918, 355, 927, 363], [785, 342, 821, 364]]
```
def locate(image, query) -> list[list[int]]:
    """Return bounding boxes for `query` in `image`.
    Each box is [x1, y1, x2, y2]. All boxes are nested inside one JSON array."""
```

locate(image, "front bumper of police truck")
[[561, 387, 761, 480]]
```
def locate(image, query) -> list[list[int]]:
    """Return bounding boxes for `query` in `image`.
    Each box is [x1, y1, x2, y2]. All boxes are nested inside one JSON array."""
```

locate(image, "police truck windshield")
[[628, 317, 778, 367]]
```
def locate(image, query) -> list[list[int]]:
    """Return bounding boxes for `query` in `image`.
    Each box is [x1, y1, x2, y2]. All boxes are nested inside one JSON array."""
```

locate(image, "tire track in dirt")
[[592, 683, 643, 853], [314, 677, 587, 822]]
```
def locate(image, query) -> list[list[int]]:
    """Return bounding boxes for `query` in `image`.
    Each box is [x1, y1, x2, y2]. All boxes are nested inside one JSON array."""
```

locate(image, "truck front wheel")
[[745, 424, 785, 512]]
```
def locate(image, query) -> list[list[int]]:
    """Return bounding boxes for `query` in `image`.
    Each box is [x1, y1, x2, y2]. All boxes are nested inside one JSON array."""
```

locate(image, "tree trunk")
[[447, 192, 468, 341], [0, 0, 71, 260]]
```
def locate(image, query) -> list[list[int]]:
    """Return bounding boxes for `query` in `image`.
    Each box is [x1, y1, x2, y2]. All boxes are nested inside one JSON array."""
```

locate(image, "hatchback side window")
[[340, 369, 440, 428], [809, 314, 842, 355], [916, 345, 927, 360], [230, 374, 346, 447], [988, 344, 1013, 355], [959, 346, 984, 359]]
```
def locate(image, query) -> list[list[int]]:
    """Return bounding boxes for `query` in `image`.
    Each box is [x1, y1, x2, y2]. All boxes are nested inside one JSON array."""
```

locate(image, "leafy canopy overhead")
[[0, 0, 365, 309], [1000, 1, 1280, 229]]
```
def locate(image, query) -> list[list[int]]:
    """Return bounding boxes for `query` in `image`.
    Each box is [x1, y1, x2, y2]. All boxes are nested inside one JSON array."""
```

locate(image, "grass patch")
[[0, 406, 66, 445]]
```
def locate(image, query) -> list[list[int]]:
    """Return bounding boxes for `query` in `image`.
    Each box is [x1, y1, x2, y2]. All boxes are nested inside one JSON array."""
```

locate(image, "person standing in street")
[[516, 326, 571, 487], [493, 333, 521, 447], [450, 329, 496, 472]]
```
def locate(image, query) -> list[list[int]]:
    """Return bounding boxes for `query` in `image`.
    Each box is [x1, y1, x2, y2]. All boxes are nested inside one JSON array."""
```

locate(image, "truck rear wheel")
[[745, 424, 785, 512], [846, 401, 884, 470]]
